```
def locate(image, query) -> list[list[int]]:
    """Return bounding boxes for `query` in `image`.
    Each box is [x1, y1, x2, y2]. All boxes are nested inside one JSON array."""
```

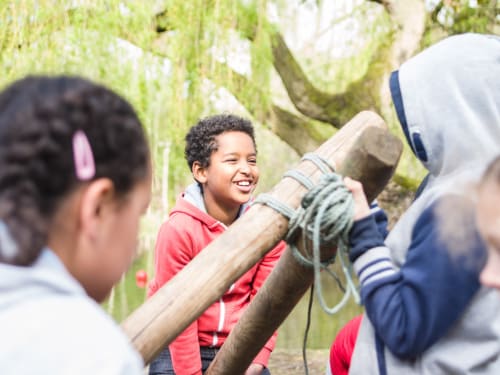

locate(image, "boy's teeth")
[[237, 181, 250, 186]]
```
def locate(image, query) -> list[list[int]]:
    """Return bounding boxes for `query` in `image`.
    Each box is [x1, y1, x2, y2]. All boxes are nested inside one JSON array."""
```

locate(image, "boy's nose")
[[238, 162, 251, 174]]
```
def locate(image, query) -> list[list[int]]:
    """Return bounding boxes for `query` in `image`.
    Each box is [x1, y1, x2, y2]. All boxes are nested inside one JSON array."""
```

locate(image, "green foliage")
[[300, 2, 392, 95], [0, 0, 278, 206], [153, 0, 275, 198], [444, 0, 498, 34], [423, 0, 499, 47], [0, 1, 163, 144], [2, 0, 496, 202], [5, 0, 470, 352], [456, 9, 492, 33]]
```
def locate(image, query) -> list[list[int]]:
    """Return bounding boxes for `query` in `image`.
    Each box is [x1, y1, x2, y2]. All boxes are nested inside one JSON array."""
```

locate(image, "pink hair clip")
[[72, 130, 95, 181]]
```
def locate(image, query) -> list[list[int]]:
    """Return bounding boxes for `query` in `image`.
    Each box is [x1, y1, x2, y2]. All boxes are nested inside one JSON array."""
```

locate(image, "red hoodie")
[[148, 192, 286, 375]]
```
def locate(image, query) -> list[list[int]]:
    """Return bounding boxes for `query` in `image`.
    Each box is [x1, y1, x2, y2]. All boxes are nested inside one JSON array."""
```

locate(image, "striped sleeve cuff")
[[353, 246, 397, 288], [370, 200, 381, 213], [348, 215, 386, 262]]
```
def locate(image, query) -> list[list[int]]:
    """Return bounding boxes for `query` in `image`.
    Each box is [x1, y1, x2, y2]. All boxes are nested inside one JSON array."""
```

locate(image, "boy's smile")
[[234, 179, 254, 193]]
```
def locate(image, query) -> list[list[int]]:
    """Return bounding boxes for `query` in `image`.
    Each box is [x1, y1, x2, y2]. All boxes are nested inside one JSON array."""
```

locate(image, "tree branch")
[[210, 61, 324, 155], [270, 28, 389, 129]]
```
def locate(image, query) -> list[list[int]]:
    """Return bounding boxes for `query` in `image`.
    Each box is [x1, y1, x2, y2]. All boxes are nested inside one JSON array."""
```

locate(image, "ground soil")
[[268, 348, 329, 375]]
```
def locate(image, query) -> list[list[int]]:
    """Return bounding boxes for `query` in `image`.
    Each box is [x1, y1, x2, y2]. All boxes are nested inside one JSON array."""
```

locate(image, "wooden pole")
[[121, 111, 402, 365], [205, 124, 403, 375]]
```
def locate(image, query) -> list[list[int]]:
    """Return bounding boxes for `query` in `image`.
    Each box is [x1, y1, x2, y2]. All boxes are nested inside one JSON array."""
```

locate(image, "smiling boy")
[[148, 114, 285, 375]]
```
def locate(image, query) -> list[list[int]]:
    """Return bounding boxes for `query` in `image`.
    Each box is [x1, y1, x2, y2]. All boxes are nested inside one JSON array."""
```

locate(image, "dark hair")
[[184, 113, 256, 170], [0, 75, 150, 266], [481, 155, 500, 187]]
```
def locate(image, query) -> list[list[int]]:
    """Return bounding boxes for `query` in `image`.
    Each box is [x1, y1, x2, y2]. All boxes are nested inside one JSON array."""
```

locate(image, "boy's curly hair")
[[185, 113, 256, 170]]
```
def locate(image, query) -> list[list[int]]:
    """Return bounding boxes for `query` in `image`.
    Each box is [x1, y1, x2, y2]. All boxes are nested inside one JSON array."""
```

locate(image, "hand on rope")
[[343, 177, 371, 221], [288, 171, 361, 315], [252, 152, 391, 375], [254, 153, 363, 315]]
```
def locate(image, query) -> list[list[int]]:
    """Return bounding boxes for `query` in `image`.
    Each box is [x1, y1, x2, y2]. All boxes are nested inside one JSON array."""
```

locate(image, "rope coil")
[[253, 152, 365, 375], [253, 152, 360, 314]]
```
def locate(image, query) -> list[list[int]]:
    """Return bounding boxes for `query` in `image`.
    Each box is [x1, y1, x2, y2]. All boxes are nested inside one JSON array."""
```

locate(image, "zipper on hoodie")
[[212, 221, 238, 347], [212, 296, 225, 346]]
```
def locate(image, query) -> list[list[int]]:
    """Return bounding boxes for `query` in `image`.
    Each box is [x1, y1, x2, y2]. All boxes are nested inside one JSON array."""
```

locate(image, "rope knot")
[[253, 152, 360, 315], [288, 173, 354, 253]]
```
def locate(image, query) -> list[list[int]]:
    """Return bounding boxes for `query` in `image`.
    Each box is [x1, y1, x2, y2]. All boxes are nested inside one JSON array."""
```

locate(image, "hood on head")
[[389, 33, 500, 178]]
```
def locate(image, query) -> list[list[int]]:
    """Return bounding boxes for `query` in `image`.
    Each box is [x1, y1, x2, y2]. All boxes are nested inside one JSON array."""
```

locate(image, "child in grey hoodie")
[[0, 75, 151, 374], [341, 33, 500, 375]]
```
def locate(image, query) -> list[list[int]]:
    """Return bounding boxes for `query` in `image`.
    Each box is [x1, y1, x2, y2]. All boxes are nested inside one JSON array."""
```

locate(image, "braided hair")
[[0, 75, 149, 266]]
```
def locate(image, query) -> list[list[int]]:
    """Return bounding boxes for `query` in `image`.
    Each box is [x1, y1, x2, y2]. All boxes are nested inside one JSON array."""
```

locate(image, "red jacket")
[[329, 314, 363, 375], [148, 190, 286, 375]]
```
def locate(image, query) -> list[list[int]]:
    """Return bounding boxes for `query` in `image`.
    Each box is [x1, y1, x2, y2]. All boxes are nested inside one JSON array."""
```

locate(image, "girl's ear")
[[79, 178, 114, 240], [192, 161, 207, 184]]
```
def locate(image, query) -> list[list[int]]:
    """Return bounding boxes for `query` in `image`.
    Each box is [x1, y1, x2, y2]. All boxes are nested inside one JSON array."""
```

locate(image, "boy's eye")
[[248, 159, 257, 165]]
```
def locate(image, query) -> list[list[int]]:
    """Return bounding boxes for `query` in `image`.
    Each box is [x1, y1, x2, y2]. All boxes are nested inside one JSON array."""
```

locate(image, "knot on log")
[[253, 153, 359, 316], [254, 153, 354, 267]]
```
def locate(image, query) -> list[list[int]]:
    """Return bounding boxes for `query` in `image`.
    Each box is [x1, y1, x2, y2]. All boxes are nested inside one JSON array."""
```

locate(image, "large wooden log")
[[121, 111, 402, 365], [205, 123, 403, 375]]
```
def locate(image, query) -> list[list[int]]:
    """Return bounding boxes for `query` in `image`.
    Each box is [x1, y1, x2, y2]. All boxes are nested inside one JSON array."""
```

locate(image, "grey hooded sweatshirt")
[[0, 248, 143, 374], [348, 33, 500, 374]]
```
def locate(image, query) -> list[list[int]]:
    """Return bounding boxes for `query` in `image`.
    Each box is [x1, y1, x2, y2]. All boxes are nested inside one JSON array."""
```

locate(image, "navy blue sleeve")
[[349, 214, 385, 262], [370, 200, 389, 239], [350, 196, 486, 359]]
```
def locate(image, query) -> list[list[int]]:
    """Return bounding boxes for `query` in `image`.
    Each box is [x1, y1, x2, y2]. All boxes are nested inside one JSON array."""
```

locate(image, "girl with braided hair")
[[0, 75, 151, 374]]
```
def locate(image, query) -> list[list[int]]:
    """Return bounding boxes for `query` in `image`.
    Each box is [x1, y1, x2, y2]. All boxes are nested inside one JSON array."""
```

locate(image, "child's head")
[[185, 113, 256, 170], [184, 114, 258, 223], [0, 75, 151, 301], [477, 155, 500, 290]]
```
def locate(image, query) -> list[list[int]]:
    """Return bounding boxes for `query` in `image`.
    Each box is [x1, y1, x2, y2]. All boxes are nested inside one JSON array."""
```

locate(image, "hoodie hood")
[[387, 33, 500, 265], [176, 182, 250, 227], [390, 33, 500, 179], [0, 248, 145, 373]]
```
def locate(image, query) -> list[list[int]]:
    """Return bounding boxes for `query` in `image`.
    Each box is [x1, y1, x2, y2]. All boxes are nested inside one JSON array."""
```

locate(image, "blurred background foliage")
[[1, 0, 498, 350]]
